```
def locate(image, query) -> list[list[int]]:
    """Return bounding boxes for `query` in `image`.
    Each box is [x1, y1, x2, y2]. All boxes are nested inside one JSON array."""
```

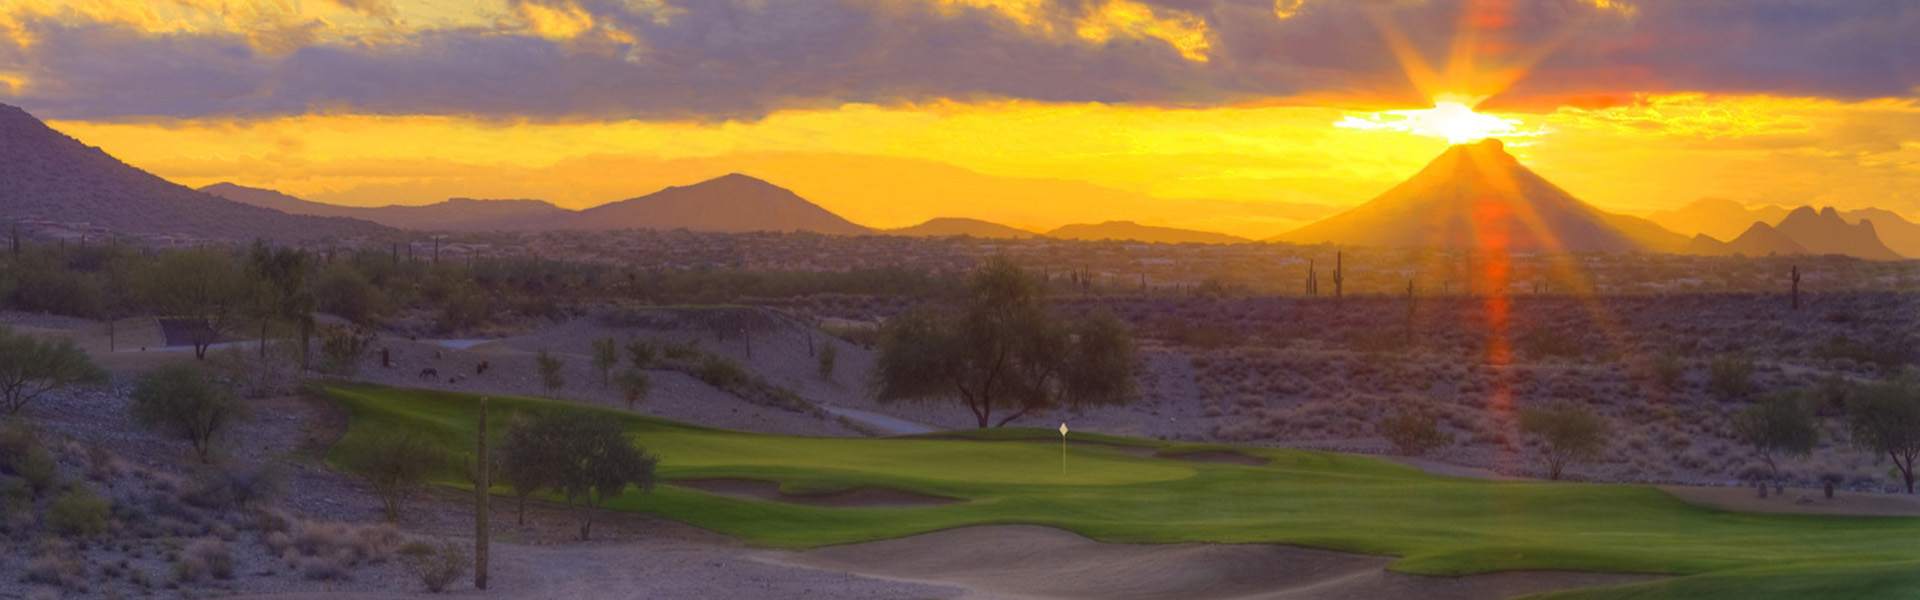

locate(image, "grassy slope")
[[323, 384, 1920, 596]]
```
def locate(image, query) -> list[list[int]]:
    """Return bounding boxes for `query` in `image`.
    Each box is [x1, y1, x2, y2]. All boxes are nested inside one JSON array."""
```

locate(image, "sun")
[[1335, 96, 1526, 144]]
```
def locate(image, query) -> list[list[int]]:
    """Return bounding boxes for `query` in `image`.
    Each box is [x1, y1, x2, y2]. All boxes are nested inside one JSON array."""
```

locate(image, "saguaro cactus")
[[1333, 251, 1345, 301], [1306, 260, 1317, 296]]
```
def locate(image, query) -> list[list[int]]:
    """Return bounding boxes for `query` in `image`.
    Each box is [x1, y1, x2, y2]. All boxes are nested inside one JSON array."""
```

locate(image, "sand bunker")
[[1659, 485, 1920, 517], [1156, 449, 1269, 466], [674, 478, 961, 508], [786, 526, 1659, 600]]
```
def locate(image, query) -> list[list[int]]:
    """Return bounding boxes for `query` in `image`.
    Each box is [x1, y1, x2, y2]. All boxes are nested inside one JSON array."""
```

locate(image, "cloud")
[[0, 0, 1913, 121]]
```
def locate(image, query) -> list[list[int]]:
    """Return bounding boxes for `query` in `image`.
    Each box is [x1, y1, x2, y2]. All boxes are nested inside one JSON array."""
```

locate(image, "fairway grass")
[[322, 384, 1920, 598]]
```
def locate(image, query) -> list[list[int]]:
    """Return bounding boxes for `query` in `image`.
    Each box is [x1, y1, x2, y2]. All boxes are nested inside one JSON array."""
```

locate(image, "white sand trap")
[[785, 526, 1660, 600], [675, 478, 962, 508], [1659, 485, 1920, 517]]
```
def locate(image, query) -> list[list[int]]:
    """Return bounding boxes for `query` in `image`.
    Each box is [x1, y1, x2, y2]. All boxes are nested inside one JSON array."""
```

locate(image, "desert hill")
[[554, 173, 873, 235], [0, 103, 385, 240], [1688, 222, 1808, 257], [887, 217, 1040, 238], [1047, 221, 1248, 244], [203, 183, 569, 231], [1272, 139, 1686, 253], [1648, 198, 1794, 242], [1773, 206, 1903, 261]]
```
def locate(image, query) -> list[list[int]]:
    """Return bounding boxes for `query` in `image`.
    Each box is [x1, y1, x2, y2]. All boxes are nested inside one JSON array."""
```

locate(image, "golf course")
[[323, 383, 1920, 599]]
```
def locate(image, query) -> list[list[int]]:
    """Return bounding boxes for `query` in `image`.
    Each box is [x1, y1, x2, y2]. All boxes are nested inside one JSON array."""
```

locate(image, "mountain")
[[887, 217, 1040, 238], [0, 103, 384, 240], [1688, 222, 1807, 257], [1272, 139, 1686, 253], [1841, 208, 1920, 259], [202, 183, 568, 231], [1046, 221, 1248, 244], [1648, 198, 1793, 241], [554, 173, 872, 235], [1773, 207, 1902, 260]]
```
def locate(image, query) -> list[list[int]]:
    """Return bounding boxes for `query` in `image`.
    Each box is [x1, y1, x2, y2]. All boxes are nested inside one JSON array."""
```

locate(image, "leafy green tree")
[[313, 264, 385, 325], [0, 326, 108, 416], [616, 368, 652, 410], [129, 365, 245, 463], [1731, 391, 1819, 484], [872, 257, 1137, 427], [340, 430, 446, 521], [1518, 403, 1609, 480], [501, 412, 657, 539], [1848, 380, 1920, 493], [591, 338, 618, 386], [496, 415, 556, 525], [145, 248, 256, 360], [246, 241, 315, 360], [537, 350, 565, 397]]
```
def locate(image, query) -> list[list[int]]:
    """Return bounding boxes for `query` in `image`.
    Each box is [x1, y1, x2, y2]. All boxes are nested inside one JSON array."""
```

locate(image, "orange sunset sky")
[[2, 0, 1915, 238]]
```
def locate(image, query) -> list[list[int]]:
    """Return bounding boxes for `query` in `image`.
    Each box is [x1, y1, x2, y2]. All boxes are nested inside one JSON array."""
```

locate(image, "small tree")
[[504, 413, 656, 540], [496, 414, 555, 525], [1731, 391, 1819, 485], [1379, 410, 1452, 457], [591, 338, 618, 387], [318, 324, 379, 376], [1517, 403, 1609, 480], [129, 365, 244, 463], [1847, 380, 1920, 494], [144, 248, 256, 360], [616, 369, 652, 410], [0, 325, 108, 415], [537, 349, 565, 398], [397, 538, 469, 593], [817, 342, 838, 380], [340, 430, 446, 521]]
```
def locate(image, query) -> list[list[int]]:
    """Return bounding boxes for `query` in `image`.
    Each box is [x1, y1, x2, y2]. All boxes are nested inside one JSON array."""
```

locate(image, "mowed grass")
[[323, 384, 1920, 597]]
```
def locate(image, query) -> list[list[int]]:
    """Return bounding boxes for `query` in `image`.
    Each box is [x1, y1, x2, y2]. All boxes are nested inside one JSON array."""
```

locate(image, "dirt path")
[[782, 525, 1661, 600]]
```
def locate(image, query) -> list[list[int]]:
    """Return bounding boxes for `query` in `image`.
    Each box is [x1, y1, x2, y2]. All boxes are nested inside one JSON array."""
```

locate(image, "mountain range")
[[5, 102, 1914, 257], [0, 103, 384, 240]]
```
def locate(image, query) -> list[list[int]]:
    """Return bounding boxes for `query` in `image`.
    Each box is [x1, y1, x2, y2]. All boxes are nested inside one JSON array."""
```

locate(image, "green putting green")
[[321, 384, 1920, 598]]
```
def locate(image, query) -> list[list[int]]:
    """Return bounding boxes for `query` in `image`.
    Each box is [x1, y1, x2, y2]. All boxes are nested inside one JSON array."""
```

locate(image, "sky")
[[2, 0, 1916, 237]]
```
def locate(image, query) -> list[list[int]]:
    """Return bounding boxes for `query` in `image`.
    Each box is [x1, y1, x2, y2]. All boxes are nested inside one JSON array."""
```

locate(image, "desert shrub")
[[24, 554, 81, 588], [48, 487, 110, 537], [1814, 334, 1908, 369], [397, 538, 469, 593], [1378, 410, 1452, 456], [1708, 354, 1755, 400], [187, 537, 235, 580], [818, 342, 838, 379], [615, 368, 651, 410], [183, 464, 283, 510], [1649, 351, 1685, 389], [300, 555, 350, 581], [129, 364, 246, 463], [8, 442, 59, 496], [1518, 403, 1609, 480], [626, 339, 659, 369], [338, 431, 445, 522], [695, 355, 750, 389], [317, 324, 379, 377], [290, 520, 402, 565], [661, 339, 701, 361]]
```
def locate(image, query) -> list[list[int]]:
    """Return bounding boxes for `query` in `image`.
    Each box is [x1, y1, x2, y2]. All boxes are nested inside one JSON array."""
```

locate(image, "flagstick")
[[1059, 422, 1069, 476]]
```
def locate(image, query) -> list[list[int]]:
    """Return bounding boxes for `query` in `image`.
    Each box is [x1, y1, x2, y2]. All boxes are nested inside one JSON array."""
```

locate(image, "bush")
[[695, 355, 750, 389], [1518, 403, 1609, 480], [1708, 354, 1755, 400], [187, 537, 235, 580], [49, 487, 110, 537], [183, 464, 283, 510], [338, 431, 445, 522], [397, 538, 469, 593], [129, 364, 245, 463], [1378, 410, 1452, 456]]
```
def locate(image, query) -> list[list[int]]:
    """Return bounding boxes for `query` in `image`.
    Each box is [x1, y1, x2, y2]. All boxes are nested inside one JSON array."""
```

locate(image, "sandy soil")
[[672, 478, 962, 508], [784, 525, 1661, 600], [1658, 485, 1920, 517]]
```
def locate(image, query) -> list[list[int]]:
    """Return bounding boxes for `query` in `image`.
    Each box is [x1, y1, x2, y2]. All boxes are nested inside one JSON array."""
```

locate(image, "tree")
[[496, 414, 556, 525], [501, 412, 657, 539], [872, 257, 1137, 428], [340, 430, 446, 521], [1847, 380, 1920, 494], [145, 248, 255, 360], [537, 349, 565, 397], [246, 242, 315, 361], [0, 326, 108, 416], [616, 368, 652, 410], [128, 365, 245, 463], [1731, 391, 1819, 485], [591, 338, 618, 387], [1379, 409, 1452, 457], [1517, 403, 1609, 480]]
